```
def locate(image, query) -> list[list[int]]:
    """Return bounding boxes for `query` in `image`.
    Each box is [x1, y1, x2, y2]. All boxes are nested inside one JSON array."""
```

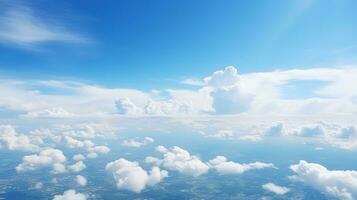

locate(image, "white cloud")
[[295, 125, 325, 137], [1, 66, 357, 118], [0, 125, 40, 152], [264, 123, 284, 136], [204, 66, 254, 114], [68, 161, 86, 173], [22, 107, 75, 119], [156, 146, 209, 177], [115, 98, 143, 115], [16, 148, 67, 173], [73, 154, 86, 161], [0, 5, 88, 49], [209, 156, 275, 174], [63, 136, 110, 158], [105, 158, 168, 193], [53, 189, 86, 200], [155, 145, 168, 153], [122, 137, 154, 148], [76, 175, 87, 187], [238, 134, 262, 142], [290, 160, 357, 200], [262, 183, 290, 195], [145, 156, 162, 166]]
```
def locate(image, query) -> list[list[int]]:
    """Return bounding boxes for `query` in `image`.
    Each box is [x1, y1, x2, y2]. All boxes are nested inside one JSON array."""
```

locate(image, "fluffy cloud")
[[122, 137, 154, 148], [63, 136, 110, 158], [145, 156, 162, 166], [290, 160, 357, 200], [209, 156, 275, 174], [53, 190, 86, 200], [154, 146, 209, 177], [105, 158, 168, 193], [76, 175, 87, 187], [0, 125, 40, 152], [115, 98, 143, 115], [264, 123, 284, 136], [295, 125, 325, 137], [73, 154, 86, 161], [204, 66, 254, 114], [262, 183, 290, 195], [16, 148, 67, 173], [68, 161, 86, 172]]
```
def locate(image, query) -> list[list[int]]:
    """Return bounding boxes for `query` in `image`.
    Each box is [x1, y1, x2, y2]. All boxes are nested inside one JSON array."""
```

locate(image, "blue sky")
[[0, 0, 357, 89], [2, 1, 357, 200]]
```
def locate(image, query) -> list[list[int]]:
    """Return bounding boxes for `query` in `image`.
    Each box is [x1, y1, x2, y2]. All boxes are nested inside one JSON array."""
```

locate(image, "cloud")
[[264, 123, 284, 136], [63, 136, 110, 158], [76, 175, 87, 187], [145, 156, 163, 166], [16, 148, 67, 173], [22, 107, 75, 119], [295, 125, 325, 137], [53, 189, 86, 200], [337, 126, 357, 139], [0, 5, 89, 49], [2, 66, 357, 118], [290, 160, 357, 200], [115, 98, 143, 115], [0, 125, 40, 152], [208, 156, 275, 174], [153, 146, 209, 177], [68, 161, 86, 173], [204, 66, 254, 114], [262, 183, 290, 195], [105, 158, 168, 193], [122, 137, 154, 148], [73, 154, 86, 161]]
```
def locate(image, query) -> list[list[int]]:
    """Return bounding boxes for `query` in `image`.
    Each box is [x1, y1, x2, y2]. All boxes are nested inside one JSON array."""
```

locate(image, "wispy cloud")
[[0, 5, 90, 50]]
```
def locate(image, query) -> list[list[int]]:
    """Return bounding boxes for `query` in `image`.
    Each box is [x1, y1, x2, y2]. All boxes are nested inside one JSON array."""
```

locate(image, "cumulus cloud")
[[204, 66, 254, 114], [73, 154, 86, 161], [295, 125, 325, 137], [68, 161, 86, 172], [145, 156, 163, 166], [122, 137, 154, 148], [209, 156, 275, 174], [76, 175, 87, 187], [16, 148, 67, 173], [53, 189, 86, 200], [0, 125, 40, 152], [63, 136, 110, 158], [262, 183, 290, 195], [105, 158, 168, 193], [115, 98, 143, 115], [153, 146, 209, 177], [290, 160, 357, 200], [264, 123, 284, 136]]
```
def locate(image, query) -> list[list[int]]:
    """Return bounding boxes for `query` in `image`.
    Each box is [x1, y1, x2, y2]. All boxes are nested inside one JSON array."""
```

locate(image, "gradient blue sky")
[[0, 0, 356, 89]]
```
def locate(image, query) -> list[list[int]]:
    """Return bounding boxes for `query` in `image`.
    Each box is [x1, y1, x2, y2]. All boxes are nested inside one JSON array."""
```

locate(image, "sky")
[[0, 0, 356, 89], [1, 1, 357, 200]]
